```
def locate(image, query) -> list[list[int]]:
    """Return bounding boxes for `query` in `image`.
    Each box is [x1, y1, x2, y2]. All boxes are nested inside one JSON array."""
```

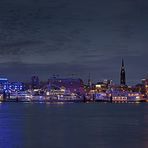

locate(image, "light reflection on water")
[[0, 103, 148, 148], [0, 103, 23, 148]]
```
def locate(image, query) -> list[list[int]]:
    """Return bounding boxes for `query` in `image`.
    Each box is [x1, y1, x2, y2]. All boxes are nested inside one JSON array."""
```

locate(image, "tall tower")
[[88, 73, 92, 87], [120, 59, 126, 85]]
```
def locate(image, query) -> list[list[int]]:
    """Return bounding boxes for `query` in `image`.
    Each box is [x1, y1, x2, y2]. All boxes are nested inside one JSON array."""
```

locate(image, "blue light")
[[0, 78, 8, 81]]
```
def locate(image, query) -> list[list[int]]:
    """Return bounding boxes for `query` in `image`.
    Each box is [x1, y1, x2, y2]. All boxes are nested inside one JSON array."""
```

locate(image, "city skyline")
[[0, 1, 148, 148], [0, 0, 148, 84], [0, 58, 147, 85]]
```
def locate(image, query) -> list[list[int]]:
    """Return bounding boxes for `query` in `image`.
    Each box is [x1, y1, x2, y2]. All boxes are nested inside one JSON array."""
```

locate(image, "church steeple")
[[120, 59, 126, 85], [122, 59, 124, 67]]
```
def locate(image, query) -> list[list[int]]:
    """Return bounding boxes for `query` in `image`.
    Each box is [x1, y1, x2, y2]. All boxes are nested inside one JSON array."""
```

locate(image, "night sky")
[[0, 0, 148, 84]]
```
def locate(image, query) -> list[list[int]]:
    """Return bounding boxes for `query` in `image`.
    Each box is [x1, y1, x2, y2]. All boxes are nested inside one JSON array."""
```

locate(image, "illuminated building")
[[0, 78, 9, 92], [95, 92, 109, 102], [95, 79, 112, 92], [0, 78, 8, 83], [0, 78, 8, 90], [0, 77, 24, 101], [95, 82, 107, 92], [48, 77, 84, 94], [120, 59, 126, 85], [127, 92, 142, 102], [9, 82, 24, 92], [141, 78, 148, 97], [2, 82, 24, 92]]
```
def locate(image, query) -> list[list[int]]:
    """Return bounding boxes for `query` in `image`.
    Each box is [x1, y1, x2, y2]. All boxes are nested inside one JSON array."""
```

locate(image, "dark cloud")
[[0, 0, 147, 84]]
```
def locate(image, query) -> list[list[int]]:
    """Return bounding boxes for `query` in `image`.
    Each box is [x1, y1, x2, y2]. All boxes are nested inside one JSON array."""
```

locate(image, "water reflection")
[[0, 103, 148, 148], [0, 103, 23, 148]]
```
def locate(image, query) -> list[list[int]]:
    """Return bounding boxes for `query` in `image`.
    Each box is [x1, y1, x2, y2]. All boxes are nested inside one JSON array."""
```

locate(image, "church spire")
[[122, 58, 124, 67], [120, 59, 126, 85]]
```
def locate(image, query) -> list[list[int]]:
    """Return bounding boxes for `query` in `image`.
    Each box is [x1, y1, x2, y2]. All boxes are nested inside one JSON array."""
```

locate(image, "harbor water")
[[0, 102, 148, 148]]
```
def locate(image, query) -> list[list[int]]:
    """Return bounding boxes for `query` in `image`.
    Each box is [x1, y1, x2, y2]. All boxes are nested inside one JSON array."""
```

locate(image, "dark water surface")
[[0, 102, 148, 148]]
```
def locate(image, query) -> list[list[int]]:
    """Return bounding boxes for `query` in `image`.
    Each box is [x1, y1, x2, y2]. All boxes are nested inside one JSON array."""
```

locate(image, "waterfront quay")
[[0, 79, 148, 103], [0, 60, 148, 103], [0, 77, 148, 103]]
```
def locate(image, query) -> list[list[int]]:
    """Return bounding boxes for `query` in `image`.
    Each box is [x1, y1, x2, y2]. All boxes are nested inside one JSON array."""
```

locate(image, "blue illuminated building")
[[0, 77, 24, 92], [0, 78, 8, 83], [0, 78, 8, 92], [8, 82, 24, 92]]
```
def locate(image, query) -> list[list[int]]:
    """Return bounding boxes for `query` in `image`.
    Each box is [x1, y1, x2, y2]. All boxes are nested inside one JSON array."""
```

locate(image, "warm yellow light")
[[96, 84, 101, 88]]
